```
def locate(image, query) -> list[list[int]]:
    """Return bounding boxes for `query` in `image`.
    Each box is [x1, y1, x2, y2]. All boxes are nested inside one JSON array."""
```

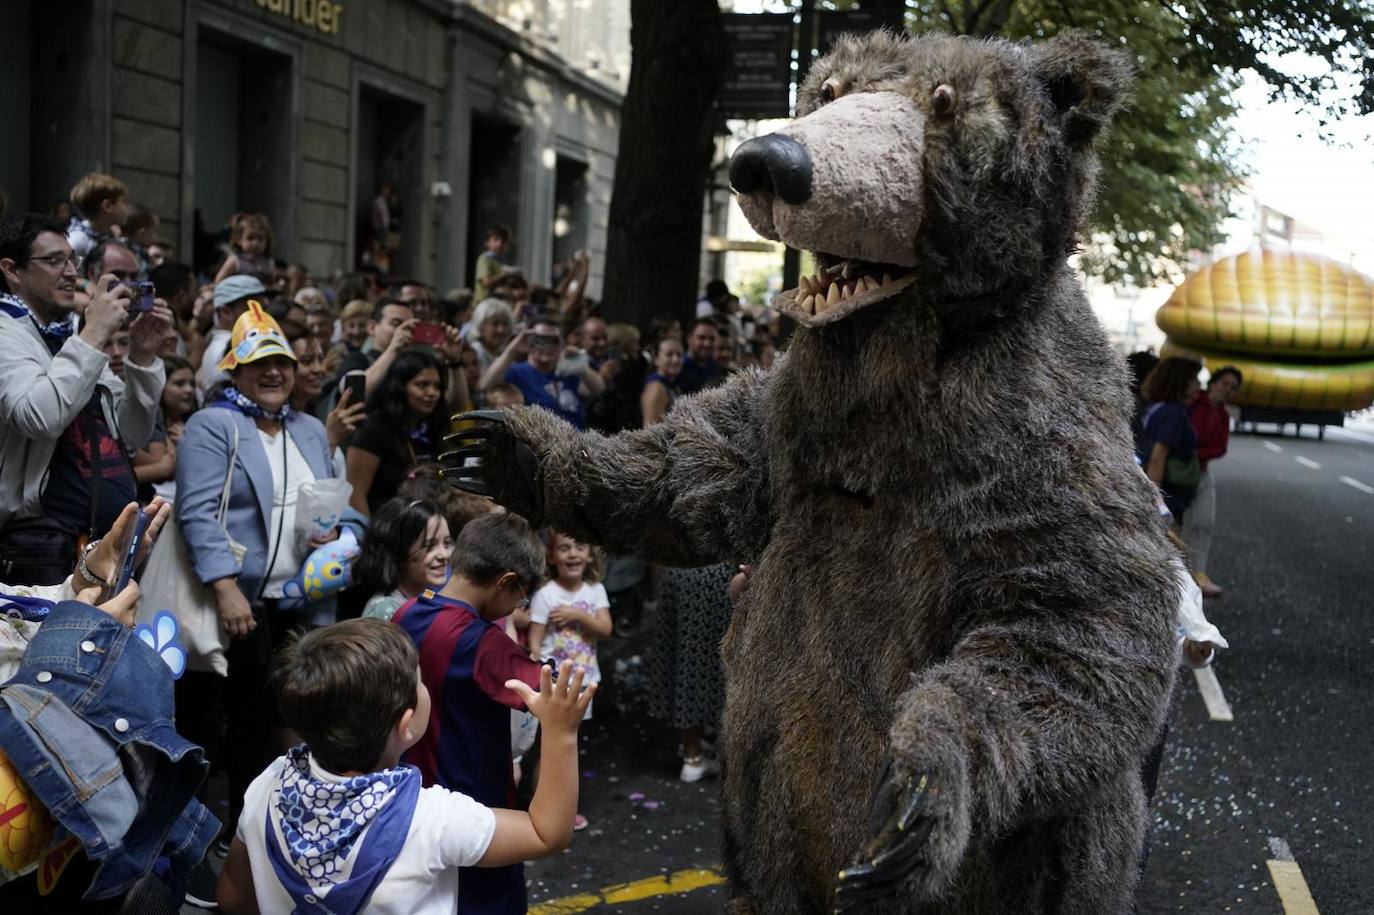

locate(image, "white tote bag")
[[138, 426, 245, 676]]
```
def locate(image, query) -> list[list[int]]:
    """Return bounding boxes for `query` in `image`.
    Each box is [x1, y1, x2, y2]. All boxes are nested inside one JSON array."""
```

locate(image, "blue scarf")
[[32, 314, 74, 342], [266, 746, 421, 915], [213, 386, 294, 422], [0, 292, 28, 319]]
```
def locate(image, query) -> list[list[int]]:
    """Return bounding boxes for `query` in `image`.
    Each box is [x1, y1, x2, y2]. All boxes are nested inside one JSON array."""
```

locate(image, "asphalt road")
[[1137, 422, 1374, 915], [527, 423, 1374, 914]]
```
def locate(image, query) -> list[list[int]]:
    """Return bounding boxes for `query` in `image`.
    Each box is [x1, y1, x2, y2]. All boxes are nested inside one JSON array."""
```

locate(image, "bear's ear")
[[1029, 34, 1132, 146]]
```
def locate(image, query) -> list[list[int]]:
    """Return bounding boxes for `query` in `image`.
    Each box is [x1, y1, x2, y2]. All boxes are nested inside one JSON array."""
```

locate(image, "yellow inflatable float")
[[1157, 248, 1374, 357], [1156, 248, 1374, 413]]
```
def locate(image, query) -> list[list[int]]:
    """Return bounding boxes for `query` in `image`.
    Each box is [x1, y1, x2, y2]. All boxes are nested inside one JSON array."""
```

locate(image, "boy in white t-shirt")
[[215, 618, 594, 915]]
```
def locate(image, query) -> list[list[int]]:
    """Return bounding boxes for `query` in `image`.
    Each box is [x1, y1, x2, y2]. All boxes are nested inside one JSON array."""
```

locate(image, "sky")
[[1223, 66, 1374, 270]]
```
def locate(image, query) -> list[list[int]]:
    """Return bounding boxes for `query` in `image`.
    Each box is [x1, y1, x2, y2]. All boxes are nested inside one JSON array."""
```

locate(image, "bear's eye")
[[931, 83, 957, 115], [819, 78, 842, 105]]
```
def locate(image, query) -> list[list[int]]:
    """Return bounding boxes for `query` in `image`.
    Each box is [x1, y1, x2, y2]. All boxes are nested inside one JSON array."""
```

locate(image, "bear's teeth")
[[881, 273, 893, 286], [799, 275, 813, 296], [801, 293, 816, 314], [826, 283, 841, 307], [862, 276, 878, 292], [841, 261, 853, 279]]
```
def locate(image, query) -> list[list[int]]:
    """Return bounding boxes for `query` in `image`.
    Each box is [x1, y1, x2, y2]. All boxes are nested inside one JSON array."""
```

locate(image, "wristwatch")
[[77, 539, 107, 589]]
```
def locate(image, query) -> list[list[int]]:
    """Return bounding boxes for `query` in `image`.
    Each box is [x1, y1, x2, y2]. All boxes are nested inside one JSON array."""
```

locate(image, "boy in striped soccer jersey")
[[391, 511, 550, 915]]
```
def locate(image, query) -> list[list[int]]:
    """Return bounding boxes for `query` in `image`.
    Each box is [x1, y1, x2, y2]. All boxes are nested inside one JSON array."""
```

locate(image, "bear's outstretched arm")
[[837, 589, 1175, 907], [447, 366, 774, 566]]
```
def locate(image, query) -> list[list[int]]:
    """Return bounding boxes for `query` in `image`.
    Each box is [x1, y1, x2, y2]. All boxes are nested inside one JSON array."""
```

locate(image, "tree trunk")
[[600, 0, 723, 331]]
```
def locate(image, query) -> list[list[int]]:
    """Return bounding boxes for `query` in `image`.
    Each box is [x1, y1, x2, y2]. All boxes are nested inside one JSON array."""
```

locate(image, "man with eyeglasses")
[[477, 319, 604, 429], [0, 214, 170, 583]]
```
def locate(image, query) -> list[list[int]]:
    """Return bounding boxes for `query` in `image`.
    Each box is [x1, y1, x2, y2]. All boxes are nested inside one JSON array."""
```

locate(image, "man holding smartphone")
[[0, 215, 171, 584], [478, 319, 604, 428]]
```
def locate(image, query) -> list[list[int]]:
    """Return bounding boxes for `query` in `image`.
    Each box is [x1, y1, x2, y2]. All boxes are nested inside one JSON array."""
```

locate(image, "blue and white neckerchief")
[[408, 423, 430, 445], [32, 314, 74, 342], [266, 745, 421, 915], [0, 292, 28, 319], [213, 386, 294, 422]]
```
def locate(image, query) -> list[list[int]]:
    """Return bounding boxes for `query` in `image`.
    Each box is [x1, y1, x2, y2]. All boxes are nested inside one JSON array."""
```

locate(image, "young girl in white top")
[[528, 532, 612, 689], [528, 532, 611, 830]]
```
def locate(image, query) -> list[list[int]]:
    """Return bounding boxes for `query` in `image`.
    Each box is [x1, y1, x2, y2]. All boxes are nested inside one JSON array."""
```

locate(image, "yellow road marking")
[[529, 868, 725, 914], [1267, 859, 1320, 914]]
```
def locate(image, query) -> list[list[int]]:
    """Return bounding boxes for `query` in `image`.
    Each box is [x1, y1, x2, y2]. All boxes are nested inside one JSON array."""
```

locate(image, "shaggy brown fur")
[[458, 31, 1178, 914]]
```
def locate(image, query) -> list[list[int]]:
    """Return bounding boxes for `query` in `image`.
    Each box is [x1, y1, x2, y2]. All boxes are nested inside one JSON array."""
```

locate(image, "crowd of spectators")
[[0, 171, 780, 908]]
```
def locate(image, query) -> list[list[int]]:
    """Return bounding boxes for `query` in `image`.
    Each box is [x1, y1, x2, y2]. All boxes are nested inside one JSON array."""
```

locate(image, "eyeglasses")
[[27, 252, 79, 272]]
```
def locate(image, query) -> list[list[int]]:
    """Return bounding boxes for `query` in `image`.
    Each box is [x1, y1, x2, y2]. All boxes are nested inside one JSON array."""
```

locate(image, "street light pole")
[[781, 0, 815, 296]]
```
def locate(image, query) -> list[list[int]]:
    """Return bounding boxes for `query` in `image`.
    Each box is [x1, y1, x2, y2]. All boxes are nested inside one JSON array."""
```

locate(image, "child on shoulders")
[[215, 618, 592, 915]]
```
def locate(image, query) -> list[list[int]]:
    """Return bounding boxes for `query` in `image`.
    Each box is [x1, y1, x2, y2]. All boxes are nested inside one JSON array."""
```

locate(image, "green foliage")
[[808, 0, 1373, 285]]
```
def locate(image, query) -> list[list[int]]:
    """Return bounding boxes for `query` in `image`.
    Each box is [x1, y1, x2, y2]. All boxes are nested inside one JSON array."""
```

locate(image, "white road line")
[[1294, 456, 1322, 470], [1340, 475, 1374, 494], [1192, 665, 1234, 722], [1267, 835, 1322, 914], [1263, 441, 1284, 453]]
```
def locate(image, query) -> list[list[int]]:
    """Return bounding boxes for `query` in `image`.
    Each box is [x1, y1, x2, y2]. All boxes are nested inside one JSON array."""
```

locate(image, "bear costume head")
[[731, 31, 1130, 327]]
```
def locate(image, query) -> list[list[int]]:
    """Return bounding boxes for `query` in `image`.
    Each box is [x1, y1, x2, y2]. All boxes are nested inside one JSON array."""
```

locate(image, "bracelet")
[[77, 539, 105, 587]]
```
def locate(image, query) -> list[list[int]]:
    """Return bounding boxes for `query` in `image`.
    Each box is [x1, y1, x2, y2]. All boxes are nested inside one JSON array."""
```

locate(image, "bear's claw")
[[833, 770, 933, 912], [440, 410, 545, 525]]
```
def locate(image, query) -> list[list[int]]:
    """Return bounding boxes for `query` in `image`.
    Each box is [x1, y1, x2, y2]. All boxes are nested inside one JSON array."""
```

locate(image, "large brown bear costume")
[[448, 31, 1179, 914]]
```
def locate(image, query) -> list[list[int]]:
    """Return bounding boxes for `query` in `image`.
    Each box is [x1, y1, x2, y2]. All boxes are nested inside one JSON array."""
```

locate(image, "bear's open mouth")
[[772, 252, 918, 326]]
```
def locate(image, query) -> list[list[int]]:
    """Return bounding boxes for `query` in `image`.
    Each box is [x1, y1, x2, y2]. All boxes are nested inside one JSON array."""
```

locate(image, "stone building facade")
[[1, 0, 626, 295]]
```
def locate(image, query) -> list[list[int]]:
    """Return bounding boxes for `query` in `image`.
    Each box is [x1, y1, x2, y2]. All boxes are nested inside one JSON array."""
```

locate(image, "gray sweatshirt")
[[0, 307, 164, 528]]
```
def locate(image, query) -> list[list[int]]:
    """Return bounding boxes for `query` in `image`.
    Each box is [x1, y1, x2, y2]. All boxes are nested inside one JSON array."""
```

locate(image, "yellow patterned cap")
[[219, 300, 297, 371]]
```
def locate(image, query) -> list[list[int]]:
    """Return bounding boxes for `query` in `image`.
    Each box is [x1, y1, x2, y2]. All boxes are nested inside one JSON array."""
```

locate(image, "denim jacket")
[[0, 601, 218, 899]]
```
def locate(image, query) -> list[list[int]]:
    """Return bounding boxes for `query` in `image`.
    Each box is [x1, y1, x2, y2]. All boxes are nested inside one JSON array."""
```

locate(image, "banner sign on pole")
[[816, 9, 906, 58], [718, 13, 795, 120]]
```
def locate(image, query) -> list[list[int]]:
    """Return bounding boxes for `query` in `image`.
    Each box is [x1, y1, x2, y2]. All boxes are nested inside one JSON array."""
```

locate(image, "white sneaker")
[[679, 756, 718, 783]]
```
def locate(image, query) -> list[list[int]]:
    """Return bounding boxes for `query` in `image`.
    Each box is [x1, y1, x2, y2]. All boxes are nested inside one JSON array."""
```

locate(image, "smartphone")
[[120, 280, 157, 312], [101, 510, 150, 602], [342, 371, 366, 406], [412, 322, 447, 346]]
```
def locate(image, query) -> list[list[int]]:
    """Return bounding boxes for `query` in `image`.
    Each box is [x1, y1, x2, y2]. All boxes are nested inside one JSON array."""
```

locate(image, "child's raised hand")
[[506, 660, 594, 736]]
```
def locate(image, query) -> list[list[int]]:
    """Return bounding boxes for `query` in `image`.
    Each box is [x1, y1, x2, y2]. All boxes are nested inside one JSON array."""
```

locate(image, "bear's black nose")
[[729, 134, 812, 205]]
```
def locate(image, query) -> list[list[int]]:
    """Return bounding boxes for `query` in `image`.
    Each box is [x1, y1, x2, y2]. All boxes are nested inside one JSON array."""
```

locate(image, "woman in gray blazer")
[[173, 304, 340, 840]]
